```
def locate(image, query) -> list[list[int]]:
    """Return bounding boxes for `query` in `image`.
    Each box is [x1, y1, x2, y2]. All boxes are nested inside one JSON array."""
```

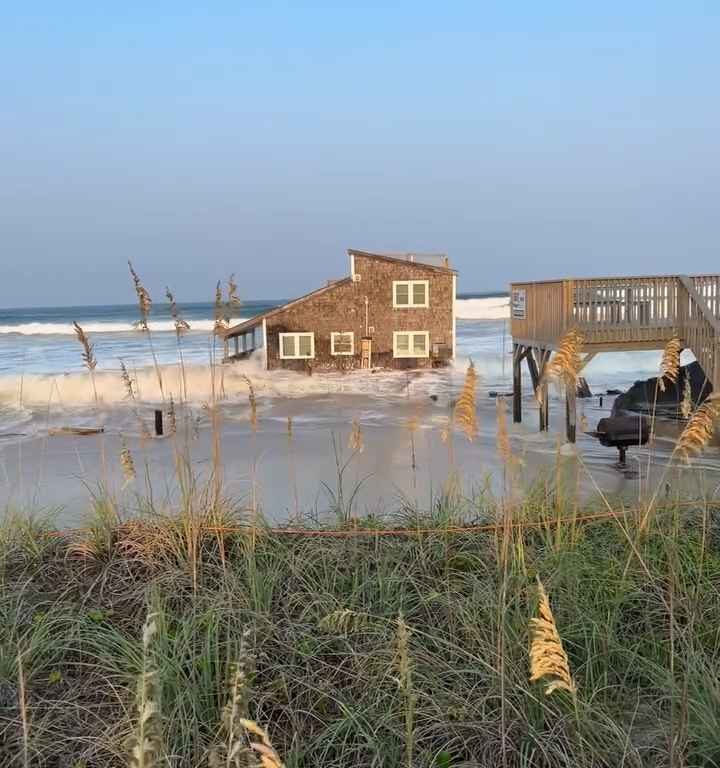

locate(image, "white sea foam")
[[0, 319, 247, 335], [455, 297, 509, 320]]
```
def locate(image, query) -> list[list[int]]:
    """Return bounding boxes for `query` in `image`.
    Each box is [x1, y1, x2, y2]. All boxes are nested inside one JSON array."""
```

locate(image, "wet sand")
[[2, 389, 719, 527]]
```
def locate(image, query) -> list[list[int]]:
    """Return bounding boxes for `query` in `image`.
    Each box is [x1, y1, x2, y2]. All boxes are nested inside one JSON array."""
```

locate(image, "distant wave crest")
[[0, 297, 507, 335], [456, 297, 509, 320], [0, 319, 248, 336]]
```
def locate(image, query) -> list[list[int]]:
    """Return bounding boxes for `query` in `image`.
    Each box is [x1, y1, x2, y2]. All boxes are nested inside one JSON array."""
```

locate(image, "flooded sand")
[[2, 387, 719, 527]]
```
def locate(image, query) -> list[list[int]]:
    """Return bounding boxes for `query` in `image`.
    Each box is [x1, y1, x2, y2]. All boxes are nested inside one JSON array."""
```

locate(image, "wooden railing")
[[510, 274, 720, 390], [679, 276, 719, 390], [691, 275, 720, 320]]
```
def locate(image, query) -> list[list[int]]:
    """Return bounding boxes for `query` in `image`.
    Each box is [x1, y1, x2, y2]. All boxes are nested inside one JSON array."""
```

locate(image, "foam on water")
[[0, 319, 241, 335], [0, 296, 679, 439]]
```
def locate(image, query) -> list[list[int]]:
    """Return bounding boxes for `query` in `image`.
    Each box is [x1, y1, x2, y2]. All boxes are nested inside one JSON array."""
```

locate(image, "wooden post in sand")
[[512, 344, 522, 423], [565, 388, 577, 443]]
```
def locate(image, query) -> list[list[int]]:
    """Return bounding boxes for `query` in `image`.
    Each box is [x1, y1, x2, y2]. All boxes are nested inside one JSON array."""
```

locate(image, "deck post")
[[512, 344, 522, 423], [525, 347, 549, 432], [538, 349, 549, 432], [565, 387, 576, 443]]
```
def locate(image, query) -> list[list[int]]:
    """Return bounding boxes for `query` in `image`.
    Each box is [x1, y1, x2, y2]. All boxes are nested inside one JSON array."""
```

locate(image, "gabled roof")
[[348, 249, 456, 274], [224, 248, 455, 338], [224, 277, 352, 337]]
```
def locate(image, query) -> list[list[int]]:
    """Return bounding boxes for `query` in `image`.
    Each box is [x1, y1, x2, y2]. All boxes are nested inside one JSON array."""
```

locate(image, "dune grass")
[[1, 486, 720, 767], [3, 277, 720, 766]]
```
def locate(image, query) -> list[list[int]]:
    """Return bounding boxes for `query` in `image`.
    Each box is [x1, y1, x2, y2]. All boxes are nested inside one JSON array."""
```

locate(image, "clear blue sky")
[[1, 1, 718, 307]]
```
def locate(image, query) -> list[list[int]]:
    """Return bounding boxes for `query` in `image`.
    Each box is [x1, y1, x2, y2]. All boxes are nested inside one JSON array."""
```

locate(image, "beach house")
[[223, 249, 457, 370]]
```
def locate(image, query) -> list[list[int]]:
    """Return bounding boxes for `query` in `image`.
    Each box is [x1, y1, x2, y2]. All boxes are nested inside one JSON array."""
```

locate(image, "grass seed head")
[[228, 273, 241, 307], [241, 375, 257, 431], [454, 361, 478, 441], [128, 261, 152, 332], [165, 287, 190, 335], [495, 395, 512, 463], [659, 335, 682, 393], [127, 610, 163, 768], [544, 328, 584, 393], [680, 375, 693, 419], [73, 322, 97, 371], [120, 361, 136, 400], [238, 720, 285, 768], [320, 609, 371, 634], [529, 578, 576, 696], [214, 281, 228, 332], [677, 394, 720, 461], [120, 442, 136, 488]]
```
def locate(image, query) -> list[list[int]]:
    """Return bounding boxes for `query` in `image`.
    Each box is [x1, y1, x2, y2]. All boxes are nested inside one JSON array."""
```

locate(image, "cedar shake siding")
[[224, 250, 456, 371]]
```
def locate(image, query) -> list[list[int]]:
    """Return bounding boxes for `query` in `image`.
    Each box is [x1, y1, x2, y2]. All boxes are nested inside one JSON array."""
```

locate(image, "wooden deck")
[[510, 274, 720, 438]]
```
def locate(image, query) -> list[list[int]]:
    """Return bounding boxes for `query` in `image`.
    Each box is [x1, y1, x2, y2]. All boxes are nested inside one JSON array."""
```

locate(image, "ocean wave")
[[456, 297, 509, 320], [0, 298, 505, 335], [0, 319, 248, 336]]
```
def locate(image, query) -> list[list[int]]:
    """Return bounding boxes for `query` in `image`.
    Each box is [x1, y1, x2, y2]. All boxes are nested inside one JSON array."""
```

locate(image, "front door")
[[360, 337, 372, 369]]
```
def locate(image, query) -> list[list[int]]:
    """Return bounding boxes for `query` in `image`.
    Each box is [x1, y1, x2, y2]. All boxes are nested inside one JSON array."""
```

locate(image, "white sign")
[[511, 289, 527, 319]]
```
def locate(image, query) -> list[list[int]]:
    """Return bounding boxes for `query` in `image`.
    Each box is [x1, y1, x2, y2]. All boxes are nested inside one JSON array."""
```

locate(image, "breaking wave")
[[0, 297, 509, 336], [0, 319, 248, 336], [456, 296, 509, 320]]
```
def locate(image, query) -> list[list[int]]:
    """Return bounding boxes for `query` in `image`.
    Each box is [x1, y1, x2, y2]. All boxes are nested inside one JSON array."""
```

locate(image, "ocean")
[[0, 291, 693, 439], [2, 292, 717, 521]]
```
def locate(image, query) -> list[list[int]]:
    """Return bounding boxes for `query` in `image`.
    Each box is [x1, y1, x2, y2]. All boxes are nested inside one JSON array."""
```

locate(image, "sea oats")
[[73, 322, 97, 371], [120, 360, 136, 400], [228, 273, 241, 308], [165, 287, 190, 335], [214, 281, 229, 333], [238, 720, 285, 768], [454, 361, 478, 441], [127, 610, 163, 767], [128, 261, 152, 332], [529, 578, 576, 696], [496, 396, 512, 463], [680, 376, 693, 419], [543, 328, 584, 395], [320, 608, 372, 634], [659, 335, 682, 393], [241, 375, 257, 431], [120, 442, 136, 488], [677, 394, 720, 461]]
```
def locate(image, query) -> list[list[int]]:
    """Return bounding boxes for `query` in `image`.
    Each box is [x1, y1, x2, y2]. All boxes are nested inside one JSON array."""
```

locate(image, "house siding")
[[264, 253, 455, 371]]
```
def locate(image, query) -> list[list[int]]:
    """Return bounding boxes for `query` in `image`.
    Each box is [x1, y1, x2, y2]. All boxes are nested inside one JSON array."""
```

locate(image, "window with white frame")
[[393, 280, 429, 308], [331, 331, 354, 356], [393, 331, 430, 358], [279, 332, 314, 359]]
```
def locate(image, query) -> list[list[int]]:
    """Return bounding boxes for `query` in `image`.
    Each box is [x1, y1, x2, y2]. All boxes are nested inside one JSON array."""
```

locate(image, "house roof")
[[224, 277, 353, 337], [224, 248, 455, 338], [348, 249, 456, 274]]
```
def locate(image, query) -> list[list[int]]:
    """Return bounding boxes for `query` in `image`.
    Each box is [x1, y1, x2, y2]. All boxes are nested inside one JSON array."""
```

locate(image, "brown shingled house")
[[223, 249, 457, 371]]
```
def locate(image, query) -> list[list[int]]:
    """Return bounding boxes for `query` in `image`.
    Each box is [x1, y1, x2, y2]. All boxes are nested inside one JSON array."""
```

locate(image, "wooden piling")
[[512, 344, 522, 423]]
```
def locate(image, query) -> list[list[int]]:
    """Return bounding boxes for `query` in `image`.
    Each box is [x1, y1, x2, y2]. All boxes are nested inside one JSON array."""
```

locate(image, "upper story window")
[[279, 332, 314, 359], [393, 280, 429, 308], [331, 332, 354, 355]]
